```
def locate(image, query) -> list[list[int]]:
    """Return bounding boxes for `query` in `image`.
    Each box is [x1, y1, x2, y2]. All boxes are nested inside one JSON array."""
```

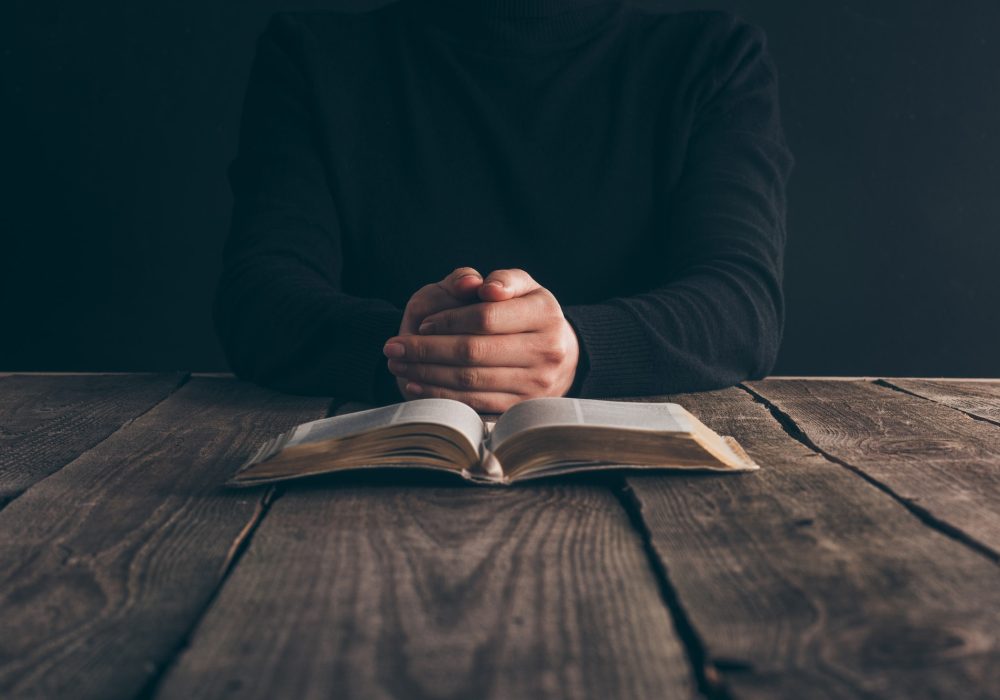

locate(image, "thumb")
[[438, 266, 484, 301], [478, 268, 541, 302], [398, 267, 483, 335]]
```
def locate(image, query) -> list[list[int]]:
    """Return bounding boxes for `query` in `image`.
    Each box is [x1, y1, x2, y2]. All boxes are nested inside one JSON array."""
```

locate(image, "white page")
[[491, 398, 690, 448], [286, 399, 484, 452]]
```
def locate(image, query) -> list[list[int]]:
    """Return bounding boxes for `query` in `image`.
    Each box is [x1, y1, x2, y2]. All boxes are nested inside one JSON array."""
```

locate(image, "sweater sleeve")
[[214, 15, 404, 403], [562, 19, 794, 397]]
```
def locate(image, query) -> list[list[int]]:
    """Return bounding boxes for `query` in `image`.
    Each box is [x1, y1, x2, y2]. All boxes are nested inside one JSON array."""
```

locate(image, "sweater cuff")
[[357, 309, 405, 405], [299, 306, 403, 404], [562, 303, 655, 398], [373, 349, 406, 406]]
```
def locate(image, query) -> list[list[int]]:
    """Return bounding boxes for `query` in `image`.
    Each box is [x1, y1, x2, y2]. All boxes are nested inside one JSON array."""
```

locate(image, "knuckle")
[[407, 287, 435, 313], [476, 305, 498, 332], [511, 268, 534, 286], [542, 342, 567, 365], [535, 371, 556, 391], [457, 368, 478, 389], [459, 338, 483, 364], [409, 305, 429, 323], [534, 290, 559, 316]]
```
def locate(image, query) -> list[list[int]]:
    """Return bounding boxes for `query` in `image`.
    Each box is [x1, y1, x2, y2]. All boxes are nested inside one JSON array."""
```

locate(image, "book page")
[[490, 398, 690, 448], [285, 399, 485, 452]]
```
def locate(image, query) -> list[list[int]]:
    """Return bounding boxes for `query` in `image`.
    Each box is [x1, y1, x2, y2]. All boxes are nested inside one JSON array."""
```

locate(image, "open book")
[[229, 397, 759, 487]]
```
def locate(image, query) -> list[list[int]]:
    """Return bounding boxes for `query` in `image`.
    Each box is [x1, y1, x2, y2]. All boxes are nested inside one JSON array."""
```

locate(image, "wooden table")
[[2, 374, 999, 699]]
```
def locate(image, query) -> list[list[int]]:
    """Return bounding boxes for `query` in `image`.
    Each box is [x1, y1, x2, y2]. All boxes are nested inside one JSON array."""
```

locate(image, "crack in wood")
[[132, 482, 282, 700], [614, 479, 733, 700], [219, 486, 280, 579], [0, 372, 191, 515], [133, 395, 345, 700], [874, 378, 1000, 428], [737, 382, 1000, 566]]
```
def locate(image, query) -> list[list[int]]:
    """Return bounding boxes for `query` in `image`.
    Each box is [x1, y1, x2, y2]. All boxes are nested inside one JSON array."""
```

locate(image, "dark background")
[[2, 1, 998, 377]]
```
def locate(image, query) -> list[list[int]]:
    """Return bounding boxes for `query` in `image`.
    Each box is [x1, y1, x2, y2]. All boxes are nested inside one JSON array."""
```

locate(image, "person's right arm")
[[214, 15, 405, 403]]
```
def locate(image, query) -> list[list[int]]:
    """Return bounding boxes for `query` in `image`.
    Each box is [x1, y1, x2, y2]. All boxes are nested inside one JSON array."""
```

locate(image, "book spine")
[[472, 440, 507, 484]]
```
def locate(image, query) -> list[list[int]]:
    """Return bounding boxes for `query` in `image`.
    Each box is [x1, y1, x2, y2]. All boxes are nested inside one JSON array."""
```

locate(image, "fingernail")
[[418, 322, 435, 334], [458, 273, 481, 282], [406, 382, 423, 395], [383, 342, 405, 358], [485, 280, 504, 289]]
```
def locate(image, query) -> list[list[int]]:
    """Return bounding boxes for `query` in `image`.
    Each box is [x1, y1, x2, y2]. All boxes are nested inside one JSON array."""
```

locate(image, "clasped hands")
[[383, 267, 580, 413]]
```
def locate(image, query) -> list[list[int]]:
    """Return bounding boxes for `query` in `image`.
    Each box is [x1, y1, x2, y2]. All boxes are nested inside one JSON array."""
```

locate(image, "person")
[[214, 0, 794, 413]]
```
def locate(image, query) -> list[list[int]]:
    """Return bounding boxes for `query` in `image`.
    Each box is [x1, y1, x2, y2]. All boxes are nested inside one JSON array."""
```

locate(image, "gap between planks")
[[613, 480, 732, 700], [133, 483, 284, 700], [0, 372, 191, 513], [738, 380, 1000, 566], [135, 399, 348, 700], [875, 378, 1000, 428]]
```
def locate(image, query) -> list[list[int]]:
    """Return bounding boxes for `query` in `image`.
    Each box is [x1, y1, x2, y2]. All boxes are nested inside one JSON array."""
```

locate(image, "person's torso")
[[287, 3, 725, 307]]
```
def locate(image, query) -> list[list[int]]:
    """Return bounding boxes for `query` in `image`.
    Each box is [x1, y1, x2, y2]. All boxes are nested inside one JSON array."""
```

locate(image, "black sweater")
[[214, 0, 793, 404]]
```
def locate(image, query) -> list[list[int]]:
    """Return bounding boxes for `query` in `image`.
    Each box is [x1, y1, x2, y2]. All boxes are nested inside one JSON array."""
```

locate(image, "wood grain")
[[746, 378, 1000, 558], [0, 373, 187, 506], [625, 387, 1000, 699], [882, 378, 1000, 425], [0, 378, 331, 700], [153, 480, 695, 700]]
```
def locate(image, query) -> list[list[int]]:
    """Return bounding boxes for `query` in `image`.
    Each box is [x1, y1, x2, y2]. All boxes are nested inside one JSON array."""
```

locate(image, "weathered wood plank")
[[626, 387, 1000, 699], [0, 378, 331, 700], [882, 378, 1000, 425], [0, 373, 187, 506], [746, 378, 1000, 558], [153, 481, 695, 699]]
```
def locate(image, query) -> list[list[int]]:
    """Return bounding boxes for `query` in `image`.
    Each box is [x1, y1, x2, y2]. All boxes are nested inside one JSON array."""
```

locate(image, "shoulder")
[[625, 5, 770, 70], [624, 5, 777, 101], [626, 4, 767, 45]]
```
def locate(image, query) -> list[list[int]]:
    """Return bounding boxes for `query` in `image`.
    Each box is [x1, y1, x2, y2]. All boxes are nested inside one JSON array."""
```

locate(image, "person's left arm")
[[385, 18, 793, 408], [560, 18, 795, 398]]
